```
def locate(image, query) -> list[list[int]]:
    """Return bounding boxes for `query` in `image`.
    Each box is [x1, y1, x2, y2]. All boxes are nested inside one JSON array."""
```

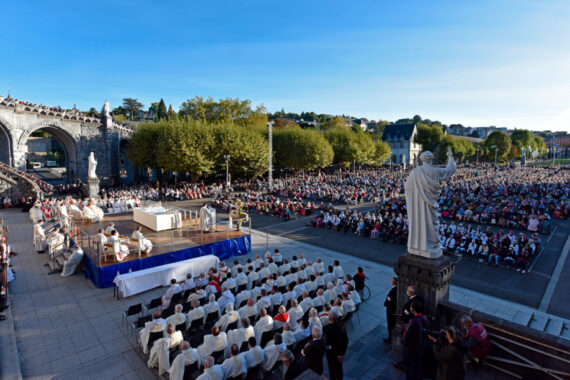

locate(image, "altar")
[[133, 207, 182, 232]]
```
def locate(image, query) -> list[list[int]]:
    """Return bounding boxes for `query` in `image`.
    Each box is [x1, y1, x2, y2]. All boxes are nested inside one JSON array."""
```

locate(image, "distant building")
[[352, 118, 369, 131], [137, 110, 155, 122], [381, 123, 422, 165]]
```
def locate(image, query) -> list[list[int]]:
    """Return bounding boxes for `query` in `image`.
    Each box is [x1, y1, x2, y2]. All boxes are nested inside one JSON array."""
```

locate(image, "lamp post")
[[224, 154, 231, 188], [492, 145, 497, 165]]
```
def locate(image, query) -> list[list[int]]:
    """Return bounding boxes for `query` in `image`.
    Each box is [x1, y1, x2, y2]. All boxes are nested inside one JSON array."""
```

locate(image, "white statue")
[[103, 100, 111, 119], [404, 148, 456, 259], [88, 152, 98, 179]]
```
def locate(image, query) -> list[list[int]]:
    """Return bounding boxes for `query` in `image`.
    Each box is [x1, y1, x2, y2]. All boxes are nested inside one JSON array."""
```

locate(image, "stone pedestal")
[[391, 253, 455, 351], [87, 177, 100, 199]]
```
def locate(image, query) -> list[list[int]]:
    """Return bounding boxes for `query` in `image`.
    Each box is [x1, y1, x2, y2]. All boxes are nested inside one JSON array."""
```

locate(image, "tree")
[[273, 128, 333, 171], [127, 123, 163, 169], [148, 102, 159, 116], [274, 119, 300, 129], [510, 129, 536, 153], [157, 99, 167, 120], [534, 136, 546, 155], [372, 140, 391, 165], [320, 116, 348, 131], [112, 106, 126, 116], [448, 138, 476, 163], [87, 107, 99, 117], [122, 98, 144, 120], [414, 123, 445, 161], [324, 128, 359, 165], [167, 104, 177, 120], [482, 131, 511, 162]]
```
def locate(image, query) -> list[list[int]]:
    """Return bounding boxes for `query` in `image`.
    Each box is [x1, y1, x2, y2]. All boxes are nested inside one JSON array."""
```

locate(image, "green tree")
[[122, 98, 144, 120], [148, 102, 159, 116], [273, 128, 333, 171], [534, 136, 546, 155], [414, 123, 445, 161], [157, 99, 167, 120], [510, 129, 536, 153], [320, 116, 348, 131], [127, 123, 163, 169], [87, 107, 99, 117], [167, 104, 178, 120], [448, 138, 476, 163], [274, 119, 300, 130], [324, 128, 359, 165], [372, 140, 391, 165], [482, 131, 511, 162]]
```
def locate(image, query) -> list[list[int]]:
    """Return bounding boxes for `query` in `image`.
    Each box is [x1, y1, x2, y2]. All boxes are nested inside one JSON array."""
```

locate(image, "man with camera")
[[428, 326, 466, 380]]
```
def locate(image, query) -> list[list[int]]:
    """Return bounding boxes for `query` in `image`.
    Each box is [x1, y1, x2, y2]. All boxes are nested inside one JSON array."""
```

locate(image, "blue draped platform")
[[83, 235, 251, 288]]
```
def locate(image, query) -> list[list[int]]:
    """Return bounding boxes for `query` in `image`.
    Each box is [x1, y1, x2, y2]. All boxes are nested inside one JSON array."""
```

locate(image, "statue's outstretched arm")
[[438, 148, 456, 180]]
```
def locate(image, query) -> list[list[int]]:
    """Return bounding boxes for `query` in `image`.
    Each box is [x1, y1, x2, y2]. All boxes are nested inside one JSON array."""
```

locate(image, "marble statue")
[[88, 152, 98, 179], [404, 148, 456, 259], [103, 100, 111, 119]]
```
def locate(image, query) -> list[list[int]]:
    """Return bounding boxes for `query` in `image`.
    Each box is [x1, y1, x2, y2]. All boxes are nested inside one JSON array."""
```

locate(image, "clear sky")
[[1, 1, 569, 131]]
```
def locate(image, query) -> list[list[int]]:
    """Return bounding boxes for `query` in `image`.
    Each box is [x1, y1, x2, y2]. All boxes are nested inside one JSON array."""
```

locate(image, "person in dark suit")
[[302, 326, 326, 375], [383, 277, 397, 343], [401, 285, 418, 325], [282, 350, 307, 380], [324, 311, 349, 380]]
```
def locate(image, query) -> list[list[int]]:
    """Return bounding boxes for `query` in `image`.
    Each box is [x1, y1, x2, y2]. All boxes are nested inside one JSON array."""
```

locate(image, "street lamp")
[[491, 145, 497, 165], [224, 154, 231, 188]]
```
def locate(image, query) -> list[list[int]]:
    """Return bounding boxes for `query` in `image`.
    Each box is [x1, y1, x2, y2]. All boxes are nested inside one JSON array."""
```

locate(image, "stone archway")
[[0, 119, 13, 166], [16, 121, 79, 184]]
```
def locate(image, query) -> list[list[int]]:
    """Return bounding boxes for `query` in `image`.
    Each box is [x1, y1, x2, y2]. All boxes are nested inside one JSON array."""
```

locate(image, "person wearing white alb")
[[238, 298, 257, 321], [323, 283, 336, 304], [196, 356, 224, 380], [180, 273, 195, 292], [253, 308, 273, 345], [282, 323, 297, 347], [287, 299, 303, 330], [256, 289, 271, 311], [333, 260, 344, 281], [244, 337, 264, 371], [166, 304, 187, 328], [203, 295, 221, 318], [198, 326, 228, 363], [147, 324, 183, 376], [231, 259, 243, 278], [186, 300, 205, 326], [262, 333, 286, 371], [299, 292, 314, 313], [140, 311, 166, 354], [247, 266, 258, 289], [235, 267, 248, 289], [221, 276, 236, 293], [235, 288, 252, 309], [272, 249, 283, 265], [168, 341, 200, 380], [314, 258, 325, 275], [312, 289, 326, 309], [221, 344, 248, 379], [215, 304, 241, 332], [162, 278, 182, 309]]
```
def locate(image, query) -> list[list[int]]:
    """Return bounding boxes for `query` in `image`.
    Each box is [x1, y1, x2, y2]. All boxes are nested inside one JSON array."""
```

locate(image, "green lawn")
[[531, 158, 570, 166]]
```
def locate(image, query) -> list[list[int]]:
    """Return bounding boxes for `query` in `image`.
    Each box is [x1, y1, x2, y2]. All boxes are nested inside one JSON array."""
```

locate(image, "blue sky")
[[1, 1, 569, 131]]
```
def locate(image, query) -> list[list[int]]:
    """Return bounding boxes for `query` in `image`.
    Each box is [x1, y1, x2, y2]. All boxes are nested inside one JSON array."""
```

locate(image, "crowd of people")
[[135, 250, 354, 380]]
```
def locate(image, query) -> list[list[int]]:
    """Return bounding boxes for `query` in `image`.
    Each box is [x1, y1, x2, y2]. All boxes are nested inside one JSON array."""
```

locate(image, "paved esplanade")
[[0, 99, 133, 184], [2, 208, 569, 379]]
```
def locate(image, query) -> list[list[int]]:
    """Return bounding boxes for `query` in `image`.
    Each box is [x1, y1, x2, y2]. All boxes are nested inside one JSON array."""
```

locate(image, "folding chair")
[[123, 303, 143, 326]]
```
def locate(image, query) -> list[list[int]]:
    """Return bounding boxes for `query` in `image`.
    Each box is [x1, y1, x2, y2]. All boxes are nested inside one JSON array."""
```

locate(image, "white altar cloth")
[[133, 207, 182, 232], [113, 255, 219, 298]]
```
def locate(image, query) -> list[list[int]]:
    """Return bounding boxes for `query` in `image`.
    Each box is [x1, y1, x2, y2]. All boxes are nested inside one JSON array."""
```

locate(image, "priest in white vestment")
[[262, 333, 286, 371], [29, 201, 44, 223], [166, 304, 187, 328], [140, 311, 166, 354], [216, 304, 241, 332], [253, 308, 273, 345], [227, 328, 246, 355], [61, 244, 84, 277], [148, 324, 183, 375], [105, 222, 117, 234], [198, 326, 228, 363], [221, 344, 248, 379], [82, 203, 98, 223], [33, 221, 47, 252], [168, 341, 200, 380], [58, 202, 70, 227], [88, 201, 104, 221], [200, 203, 216, 232], [203, 295, 221, 318], [108, 230, 129, 261], [186, 300, 206, 326], [244, 337, 264, 370], [287, 300, 303, 330], [197, 356, 225, 380], [238, 298, 257, 322], [404, 149, 456, 258], [218, 288, 235, 312], [281, 323, 297, 347], [131, 226, 153, 254]]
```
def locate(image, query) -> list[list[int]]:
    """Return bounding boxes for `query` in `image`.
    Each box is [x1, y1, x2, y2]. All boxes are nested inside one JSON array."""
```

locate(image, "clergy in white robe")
[[262, 333, 286, 371], [200, 204, 215, 232], [108, 230, 129, 261], [148, 325, 183, 376], [168, 341, 200, 380], [88, 202, 104, 221], [29, 201, 44, 223], [187, 300, 206, 326], [299, 292, 314, 313], [198, 326, 228, 363], [405, 149, 456, 258], [140, 311, 166, 354], [61, 244, 84, 277], [82, 204, 98, 223], [281, 323, 296, 347], [58, 202, 70, 228], [221, 276, 236, 293], [166, 304, 187, 328], [215, 304, 241, 332], [323, 283, 336, 305], [187, 285, 206, 304], [244, 338, 264, 371], [227, 328, 246, 356], [253, 308, 273, 345], [131, 226, 153, 254], [221, 344, 248, 379], [238, 298, 257, 322], [240, 318, 256, 344], [181, 273, 196, 292], [33, 221, 47, 252], [105, 223, 117, 234], [197, 356, 225, 380], [203, 295, 221, 318], [218, 288, 235, 313], [287, 300, 303, 331], [48, 229, 65, 260]]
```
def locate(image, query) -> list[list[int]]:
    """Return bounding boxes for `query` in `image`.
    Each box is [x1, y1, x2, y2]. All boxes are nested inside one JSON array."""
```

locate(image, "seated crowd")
[[134, 250, 357, 379]]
